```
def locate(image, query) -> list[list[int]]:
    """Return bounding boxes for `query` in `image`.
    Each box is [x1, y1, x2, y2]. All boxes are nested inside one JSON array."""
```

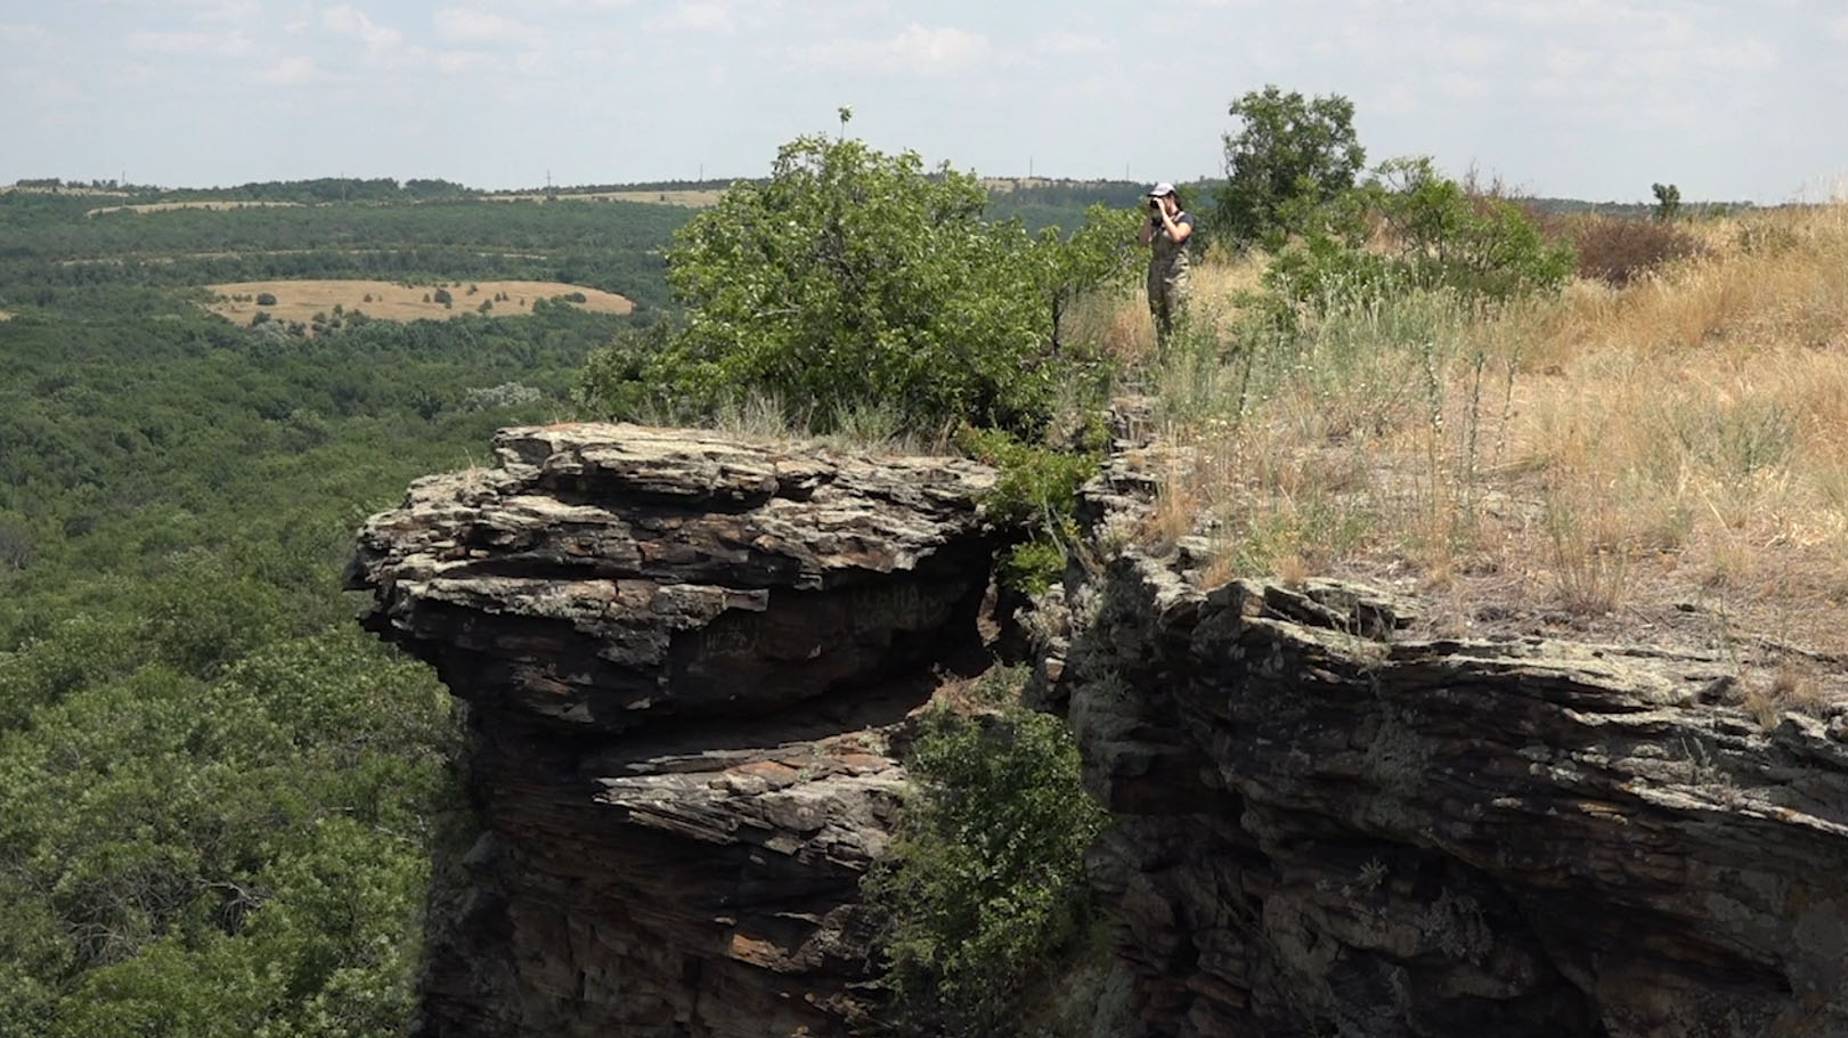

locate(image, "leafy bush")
[[1269, 158, 1574, 310], [431, 287, 453, 305], [579, 133, 1132, 436], [1652, 182, 1681, 222], [1571, 216, 1704, 286], [956, 426, 1100, 593], [254, 292, 277, 306], [864, 667, 1106, 1036], [1215, 85, 1367, 249]]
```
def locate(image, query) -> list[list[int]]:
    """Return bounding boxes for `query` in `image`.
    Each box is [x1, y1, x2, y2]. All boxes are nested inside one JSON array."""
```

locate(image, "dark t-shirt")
[[1150, 211, 1193, 279]]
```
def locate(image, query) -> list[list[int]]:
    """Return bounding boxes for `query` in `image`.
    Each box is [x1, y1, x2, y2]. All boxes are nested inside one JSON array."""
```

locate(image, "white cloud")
[[127, 29, 256, 57], [322, 4, 403, 53], [436, 7, 546, 48], [801, 24, 992, 74], [650, 2, 736, 33], [1828, 14, 1848, 42], [434, 49, 492, 74], [260, 55, 316, 84], [1033, 30, 1108, 56]]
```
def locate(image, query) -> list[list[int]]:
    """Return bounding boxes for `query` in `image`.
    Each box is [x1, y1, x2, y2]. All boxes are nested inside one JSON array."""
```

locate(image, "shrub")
[[560, 291, 588, 304], [254, 291, 277, 306], [1652, 182, 1681, 222], [431, 287, 453, 306], [1215, 85, 1367, 249], [864, 667, 1106, 1036], [1571, 216, 1704, 286], [1269, 158, 1574, 310], [587, 132, 1091, 436]]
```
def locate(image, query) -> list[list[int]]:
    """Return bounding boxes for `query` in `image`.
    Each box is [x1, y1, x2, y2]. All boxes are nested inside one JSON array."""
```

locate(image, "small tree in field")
[[1652, 182, 1682, 222], [1217, 85, 1367, 248], [255, 292, 278, 306], [432, 287, 453, 306]]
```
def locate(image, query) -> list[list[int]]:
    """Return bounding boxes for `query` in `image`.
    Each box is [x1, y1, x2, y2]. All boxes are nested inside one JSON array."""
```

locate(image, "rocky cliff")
[[353, 421, 1848, 1038], [348, 424, 999, 1037], [1034, 440, 1848, 1038]]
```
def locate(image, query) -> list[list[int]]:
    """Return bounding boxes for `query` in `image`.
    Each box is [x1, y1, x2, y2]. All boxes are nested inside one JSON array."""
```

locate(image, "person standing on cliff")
[[1139, 182, 1194, 349]]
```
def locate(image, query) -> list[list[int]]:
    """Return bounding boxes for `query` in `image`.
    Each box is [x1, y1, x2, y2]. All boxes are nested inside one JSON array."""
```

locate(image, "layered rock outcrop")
[[354, 419, 1848, 1038], [1039, 443, 1848, 1038], [348, 424, 999, 1037]]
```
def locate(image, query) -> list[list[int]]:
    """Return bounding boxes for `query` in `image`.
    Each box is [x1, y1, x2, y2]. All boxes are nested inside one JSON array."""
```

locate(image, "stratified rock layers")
[[1044, 450, 1848, 1038], [349, 424, 998, 1037]]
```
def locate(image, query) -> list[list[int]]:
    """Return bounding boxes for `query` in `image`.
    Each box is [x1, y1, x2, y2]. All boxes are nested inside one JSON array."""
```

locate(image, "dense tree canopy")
[[1215, 85, 1367, 248]]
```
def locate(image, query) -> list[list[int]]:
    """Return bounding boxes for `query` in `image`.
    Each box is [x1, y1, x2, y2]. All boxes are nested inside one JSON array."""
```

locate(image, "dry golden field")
[[203, 279, 633, 326], [1097, 204, 1848, 704], [87, 200, 307, 217]]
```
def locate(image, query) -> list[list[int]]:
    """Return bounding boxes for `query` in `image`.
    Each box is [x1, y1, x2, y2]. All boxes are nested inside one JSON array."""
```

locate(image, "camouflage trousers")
[[1148, 266, 1191, 348]]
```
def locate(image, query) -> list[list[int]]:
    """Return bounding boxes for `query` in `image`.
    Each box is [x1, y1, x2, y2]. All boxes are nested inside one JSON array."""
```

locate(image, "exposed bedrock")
[[348, 424, 1000, 1037], [1038, 443, 1848, 1038]]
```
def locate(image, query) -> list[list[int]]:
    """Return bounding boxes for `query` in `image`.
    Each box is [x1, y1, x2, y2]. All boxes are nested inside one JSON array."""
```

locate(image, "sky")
[[1, 0, 1843, 203]]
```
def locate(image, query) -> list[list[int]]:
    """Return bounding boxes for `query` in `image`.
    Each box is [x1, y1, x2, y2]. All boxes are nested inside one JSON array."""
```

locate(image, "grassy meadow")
[[1083, 203, 1848, 706]]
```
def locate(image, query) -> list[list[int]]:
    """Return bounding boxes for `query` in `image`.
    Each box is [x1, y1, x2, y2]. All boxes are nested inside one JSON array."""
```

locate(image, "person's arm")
[[1161, 210, 1193, 246]]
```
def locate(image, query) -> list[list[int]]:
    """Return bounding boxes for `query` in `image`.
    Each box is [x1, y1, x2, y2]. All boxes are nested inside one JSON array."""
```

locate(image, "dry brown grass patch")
[[1119, 202, 1848, 668], [88, 200, 305, 217], [203, 279, 633, 328]]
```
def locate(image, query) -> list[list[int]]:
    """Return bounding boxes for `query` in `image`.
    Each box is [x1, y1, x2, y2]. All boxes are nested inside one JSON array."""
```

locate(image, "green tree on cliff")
[[578, 131, 1136, 435]]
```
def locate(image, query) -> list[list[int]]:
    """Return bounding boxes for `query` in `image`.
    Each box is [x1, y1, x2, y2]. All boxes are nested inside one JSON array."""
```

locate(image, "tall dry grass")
[[1112, 204, 1848, 657]]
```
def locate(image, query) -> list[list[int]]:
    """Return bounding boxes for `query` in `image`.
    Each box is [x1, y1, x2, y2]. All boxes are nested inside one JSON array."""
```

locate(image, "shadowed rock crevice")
[[349, 423, 1001, 1037]]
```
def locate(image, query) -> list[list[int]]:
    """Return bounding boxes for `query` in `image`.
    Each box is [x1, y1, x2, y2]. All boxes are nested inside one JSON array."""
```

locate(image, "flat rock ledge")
[[1037, 437, 1848, 1038], [348, 423, 999, 1037]]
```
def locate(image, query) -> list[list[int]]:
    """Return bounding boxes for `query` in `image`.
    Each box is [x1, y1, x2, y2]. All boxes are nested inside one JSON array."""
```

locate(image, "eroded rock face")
[[348, 424, 999, 1037], [1041, 445, 1848, 1038]]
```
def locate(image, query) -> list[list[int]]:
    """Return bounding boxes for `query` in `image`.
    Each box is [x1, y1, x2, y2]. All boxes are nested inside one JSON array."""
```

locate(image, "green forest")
[[0, 173, 1139, 1033], [0, 192, 685, 1034]]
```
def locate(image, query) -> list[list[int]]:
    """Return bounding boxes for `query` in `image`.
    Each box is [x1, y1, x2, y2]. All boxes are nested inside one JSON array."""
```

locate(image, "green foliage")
[[578, 133, 1131, 436], [0, 191, 683, 312], [1652, 182, 1682, 222], [1216, 85, 1367, 249], [864, 668, 1106, 1036], [254, 292, 277, 307], [998, 536, 1069, 596], [1269, 158, 1575, 311], [1034, 204, 1143, 355], [0, 192, 649, 1033], [956, 427, 1097, 527]]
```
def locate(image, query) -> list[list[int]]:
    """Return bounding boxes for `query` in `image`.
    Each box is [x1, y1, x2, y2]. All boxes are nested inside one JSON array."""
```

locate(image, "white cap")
[[1148, 182, 1176, 197]]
